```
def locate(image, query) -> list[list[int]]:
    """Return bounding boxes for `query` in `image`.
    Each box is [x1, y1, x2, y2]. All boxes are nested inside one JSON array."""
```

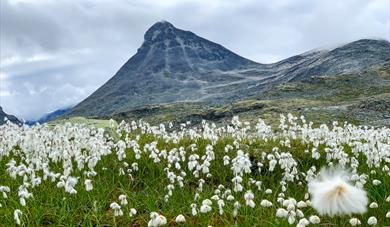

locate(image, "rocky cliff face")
[[68, 21, 390, 118], [0, 107, 21, 125]]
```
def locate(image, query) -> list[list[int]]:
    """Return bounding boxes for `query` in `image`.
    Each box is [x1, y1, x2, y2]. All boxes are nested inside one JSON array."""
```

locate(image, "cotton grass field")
[[1, 115, 389, 226]]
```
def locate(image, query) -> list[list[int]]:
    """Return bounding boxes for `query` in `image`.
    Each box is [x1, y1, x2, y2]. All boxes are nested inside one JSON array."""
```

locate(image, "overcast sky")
[[1, 0, 389, 120]]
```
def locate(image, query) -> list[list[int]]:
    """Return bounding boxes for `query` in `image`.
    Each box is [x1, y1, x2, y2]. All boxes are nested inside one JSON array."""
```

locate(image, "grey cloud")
[[0, 0, 389, 119]]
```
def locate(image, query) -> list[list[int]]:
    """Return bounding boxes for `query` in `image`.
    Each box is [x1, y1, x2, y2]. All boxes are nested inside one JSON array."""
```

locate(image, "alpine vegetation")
[[0, 114, 389, 226]]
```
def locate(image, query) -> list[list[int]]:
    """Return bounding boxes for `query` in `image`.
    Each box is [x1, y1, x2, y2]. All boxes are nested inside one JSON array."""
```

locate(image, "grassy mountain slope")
[[84, 67, 389, 127]]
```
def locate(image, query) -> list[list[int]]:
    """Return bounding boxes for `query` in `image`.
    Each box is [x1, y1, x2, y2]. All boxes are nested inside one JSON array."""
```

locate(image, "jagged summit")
[[144, 21, 177, 43], [130, 20, 258, 74]]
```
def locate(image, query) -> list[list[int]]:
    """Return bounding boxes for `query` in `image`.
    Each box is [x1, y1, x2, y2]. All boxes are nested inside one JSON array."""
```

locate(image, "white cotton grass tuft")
[[84, 179, 93, 191], [308, 166, 368, 216], [14, 209, 22, 225], [349, 218, 361, 226], [309, 215, 320, 224], [260, 199, 273, 207], [148, 212, 167, 227], [110, 202, 123, 216], [369, 202, 378, 208], [118, 194, 128, 206], [129, 208, 137, 217], [276, 208, 288, 218], [367, 216, 377, 225], [175, 214, 186, 223]]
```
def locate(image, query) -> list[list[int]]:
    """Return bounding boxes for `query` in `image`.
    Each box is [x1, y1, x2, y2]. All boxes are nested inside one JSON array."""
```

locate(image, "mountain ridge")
[[67, 21, 390, 119]]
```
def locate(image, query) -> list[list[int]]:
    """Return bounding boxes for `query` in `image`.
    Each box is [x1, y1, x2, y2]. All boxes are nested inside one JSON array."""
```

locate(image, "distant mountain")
[[67, 21, 390, 118], [0, 106, 21, 125], [27, 106, 73, 125], [282, 39, 390, 82]]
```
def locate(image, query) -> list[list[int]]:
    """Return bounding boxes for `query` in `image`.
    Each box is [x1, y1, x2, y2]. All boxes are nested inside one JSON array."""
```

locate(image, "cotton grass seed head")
[[14, 209, 22, 225], [349, 217, 361, 226], [367, 216, 377, 225], [84, 179, 93, 191], [308, 167, 368, 216], [129, 208, 137, 217], [175, 214, 186, 223]]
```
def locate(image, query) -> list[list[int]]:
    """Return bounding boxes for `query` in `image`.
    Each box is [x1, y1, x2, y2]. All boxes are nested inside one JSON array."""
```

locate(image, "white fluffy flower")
[[308, 167, 368, 216], [386, 211, 390, 218], [297, 218, 310, 227], [309, 215, 320, 224], [226, 195, 235, 201], [367, 216, 377, 225], [129, 208, 137, 217], [369, 202, 378, 208], [175, 214, 186, 223], [276, 208, 288, 218], [260, 199, 273, 207], [118, 194, 128, 206], [14, 209, 22, 225], [288, 214, 296, 224], [200, 204, 212, 213], [148, 212, 167, 227], [84, 179, 93, 191], [349, 217, 361, 226], [233, 201, 241, 217], [200, 199, 212, 213], [110, 202, 123, 216], [297, 201, 307, 208], [191, 203, 197, 216], [244, 190, 255, 208]]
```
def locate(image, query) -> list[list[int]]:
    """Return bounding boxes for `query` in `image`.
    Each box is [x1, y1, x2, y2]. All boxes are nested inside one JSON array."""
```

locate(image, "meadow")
[[0, 114, 389, 226]]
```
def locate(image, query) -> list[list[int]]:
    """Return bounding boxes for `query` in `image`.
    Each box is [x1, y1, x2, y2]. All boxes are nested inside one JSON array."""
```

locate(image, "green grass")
[[50, 117, 112, 128], [1, 124, 389, 226]]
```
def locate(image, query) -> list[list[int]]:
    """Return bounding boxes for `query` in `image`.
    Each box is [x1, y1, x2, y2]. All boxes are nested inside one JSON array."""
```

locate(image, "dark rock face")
[[68, 21, 390, 118], [138, 21, 256, 72], [0, 107, 20, 125]]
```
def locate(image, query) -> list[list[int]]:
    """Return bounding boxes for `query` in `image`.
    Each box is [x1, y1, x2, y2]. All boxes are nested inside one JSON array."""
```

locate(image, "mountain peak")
[[0, 106, 21, 125], [144, 20, 177, 43], [69, 22, 261, 116]]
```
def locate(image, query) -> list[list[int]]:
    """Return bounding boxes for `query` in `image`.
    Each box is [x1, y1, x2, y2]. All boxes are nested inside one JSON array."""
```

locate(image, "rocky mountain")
[[0, 106, 21, 125], [67, 21, 390, 119], [282, 39, 390, 82], [69, 21, 264, 117], [26, 106, 73, 125]]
